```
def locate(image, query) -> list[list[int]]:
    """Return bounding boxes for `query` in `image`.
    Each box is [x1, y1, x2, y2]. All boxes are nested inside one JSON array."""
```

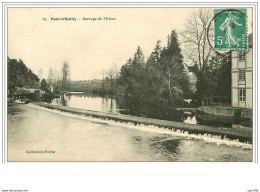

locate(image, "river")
[[51, 93, 252, 129], [8, 103, 252, 161]]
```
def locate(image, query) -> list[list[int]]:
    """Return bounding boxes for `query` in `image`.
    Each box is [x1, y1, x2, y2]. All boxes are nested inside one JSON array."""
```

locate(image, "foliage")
[[61, 62, 70, 92], [40, 79, 49, 93], [118, 30, 191, 114], [209, 54, 231, 104], [69, 79, 114, 94], [181, 9, 231, 105], [105, 64, 120, 94], [8, 57, 39, 91], [181, 9, 214, 103]]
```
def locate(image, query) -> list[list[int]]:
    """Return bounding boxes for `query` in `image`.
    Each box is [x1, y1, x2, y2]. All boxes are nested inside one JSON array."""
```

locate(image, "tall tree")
[[61, 62, 70, 93], [119, 47, 146, 95], [38, 68, 43, 81], [146, 40, 162, 95], [158, 30, 190, 105], [131, 46, 146, 99], [118, 58, 133, 94], [209, 54, 231, 104], [47, 67, 54, 85], [117, 30, 191, 117], [181, 9, 214, 103], [40, 78, 48, 92], [106, 64, 119, 93], [118, 47, 147, 114]]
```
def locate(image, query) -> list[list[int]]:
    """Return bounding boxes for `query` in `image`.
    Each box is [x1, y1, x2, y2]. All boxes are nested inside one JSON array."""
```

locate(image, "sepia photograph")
[[6, 6, 254, 162]]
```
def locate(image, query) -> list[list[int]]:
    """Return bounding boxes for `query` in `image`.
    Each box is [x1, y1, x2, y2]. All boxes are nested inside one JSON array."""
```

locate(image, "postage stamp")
[[214, 9, 247, 50]]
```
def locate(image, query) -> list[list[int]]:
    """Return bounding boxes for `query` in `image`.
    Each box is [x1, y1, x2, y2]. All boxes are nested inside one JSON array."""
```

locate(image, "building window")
[[238, 50, 245, 61], [239, 89, 246, 102], [239, 69, 246, 80]]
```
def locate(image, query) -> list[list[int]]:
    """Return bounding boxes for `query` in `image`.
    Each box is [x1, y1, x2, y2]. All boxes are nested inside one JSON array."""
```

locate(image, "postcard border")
[[1, 2, 258, 163]]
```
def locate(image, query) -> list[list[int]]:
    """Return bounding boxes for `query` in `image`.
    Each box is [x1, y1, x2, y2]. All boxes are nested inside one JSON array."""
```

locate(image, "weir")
[[33, 102, 252, 143]]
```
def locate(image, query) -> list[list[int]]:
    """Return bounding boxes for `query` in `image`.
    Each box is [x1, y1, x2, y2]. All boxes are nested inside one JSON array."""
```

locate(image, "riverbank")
[[33, 102, 252, 143]]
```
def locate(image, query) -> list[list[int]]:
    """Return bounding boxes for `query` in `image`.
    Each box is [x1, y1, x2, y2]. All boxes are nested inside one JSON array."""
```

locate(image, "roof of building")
[[13, 90, 34, 96], [13, 88, 38, 96]]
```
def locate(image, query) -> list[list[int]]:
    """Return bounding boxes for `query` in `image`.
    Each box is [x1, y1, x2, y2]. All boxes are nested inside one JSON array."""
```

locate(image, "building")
[[47, 85, 54, 93], [11, 87, 44, 102], [12, 88, 38, 102], [231, 33, 253, 108]]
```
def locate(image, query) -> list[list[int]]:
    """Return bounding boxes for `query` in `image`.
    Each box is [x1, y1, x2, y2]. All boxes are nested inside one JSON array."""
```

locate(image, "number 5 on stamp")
[[214, 9, 247, 50]]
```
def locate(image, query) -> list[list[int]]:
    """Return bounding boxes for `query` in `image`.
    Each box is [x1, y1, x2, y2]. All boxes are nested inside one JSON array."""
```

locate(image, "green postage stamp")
[[214, 9, 247, 50]]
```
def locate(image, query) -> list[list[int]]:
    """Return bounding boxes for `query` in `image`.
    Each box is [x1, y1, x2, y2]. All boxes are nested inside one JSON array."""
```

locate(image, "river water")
[[51, 93, 252, 129], [8, 103, 252, 161]]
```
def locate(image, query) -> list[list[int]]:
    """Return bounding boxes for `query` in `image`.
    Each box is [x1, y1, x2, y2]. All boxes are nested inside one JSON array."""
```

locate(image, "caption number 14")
[[217, 36, 225, 45]]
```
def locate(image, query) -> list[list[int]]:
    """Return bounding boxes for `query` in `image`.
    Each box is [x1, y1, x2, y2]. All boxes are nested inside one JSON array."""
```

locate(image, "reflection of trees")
[[149, 137, 181, 156], [160, 139, 181, 154], [116, 94, 191, 121], [54, 93, 118, 113], [196, 112, 252, 129], [196, 112, 233, 127], [60, 95, 67, 106]]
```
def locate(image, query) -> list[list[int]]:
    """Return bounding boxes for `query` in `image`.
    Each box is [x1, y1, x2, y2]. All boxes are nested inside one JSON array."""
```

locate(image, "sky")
[[8, 8, 252, 80]]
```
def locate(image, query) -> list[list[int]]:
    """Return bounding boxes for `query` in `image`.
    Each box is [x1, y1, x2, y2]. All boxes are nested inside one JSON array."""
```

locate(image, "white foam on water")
[[27, 103, 252, 150]]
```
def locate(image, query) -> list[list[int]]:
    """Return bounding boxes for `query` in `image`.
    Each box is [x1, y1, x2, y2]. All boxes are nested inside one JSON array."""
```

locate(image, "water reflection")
[[51, 93, 252, 129], [52, 93, 119, 113]]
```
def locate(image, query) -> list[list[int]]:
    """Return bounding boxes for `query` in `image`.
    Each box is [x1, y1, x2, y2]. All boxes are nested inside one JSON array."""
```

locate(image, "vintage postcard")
[[5, 6, 255, 162]]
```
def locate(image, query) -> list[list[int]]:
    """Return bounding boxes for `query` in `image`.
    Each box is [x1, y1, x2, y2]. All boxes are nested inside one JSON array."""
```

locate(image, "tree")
[[119, 46, 146, 96], [130, 46, 146, 100], [38, 68, 43, 81], [154, 30, 190, 106], [209, 54, 231, 104], [117, 46, 148, 115], [118, 58, 133, 94], [47, 67, 54, 85], [106, 64, 119, 93], [118, 30, 190, 112], [181, 9, 214, 103], [40, 78, 48, 92], [7, 57, 39, 92], [146, 40, 162, 95], [61, 62, 70, 93]]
